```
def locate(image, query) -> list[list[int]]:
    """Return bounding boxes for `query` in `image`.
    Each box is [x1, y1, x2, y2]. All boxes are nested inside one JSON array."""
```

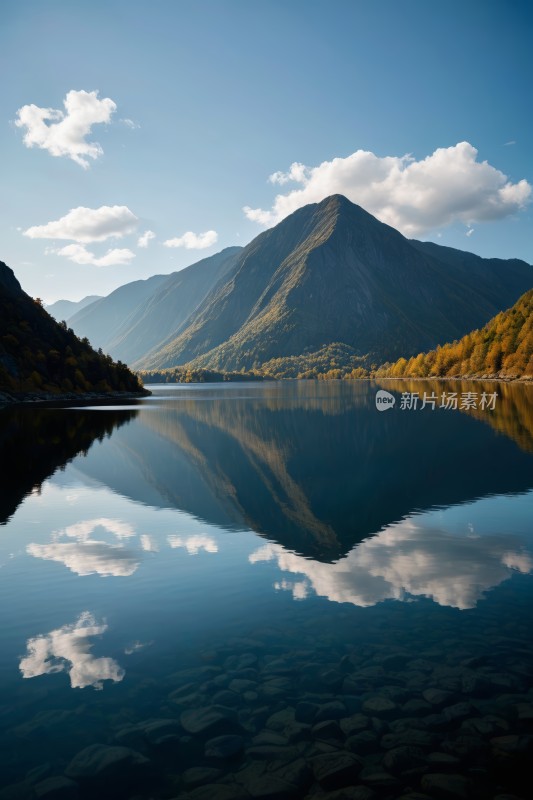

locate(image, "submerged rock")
[[311, 751, 363, 789], [65, 744, 149, 781], [180, 706, 239, 737], [420, 772, 470, 799], [33, 777, 79, 799], [204, 734, 244, 759]]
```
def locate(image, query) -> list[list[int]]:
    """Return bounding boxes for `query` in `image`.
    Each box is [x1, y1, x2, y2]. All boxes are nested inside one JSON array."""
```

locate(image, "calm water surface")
[[0, 380, 532, 800]]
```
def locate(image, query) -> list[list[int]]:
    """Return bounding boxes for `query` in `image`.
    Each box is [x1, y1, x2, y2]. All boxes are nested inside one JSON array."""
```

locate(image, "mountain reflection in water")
[[75, 381, 533, 560]]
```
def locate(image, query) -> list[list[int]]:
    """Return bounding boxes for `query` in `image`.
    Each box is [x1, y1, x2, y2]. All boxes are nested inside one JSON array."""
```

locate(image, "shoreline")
[[0, 389, 151, 409]]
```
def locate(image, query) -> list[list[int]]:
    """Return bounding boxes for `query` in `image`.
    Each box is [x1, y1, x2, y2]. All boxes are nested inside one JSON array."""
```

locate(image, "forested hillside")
[[377, 289, 533, 379], [0, 260, 145, 396]]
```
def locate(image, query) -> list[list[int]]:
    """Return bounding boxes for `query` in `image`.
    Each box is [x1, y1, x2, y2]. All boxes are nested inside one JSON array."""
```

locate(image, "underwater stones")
[[186, 783, 249, 800], [346, 731, 379, 755], [65, 744, 149, 781], [422, 689, 455, 708], [490, 734, 533, 757], [420, 772, 470, 799], [181, 767, 223, 788], [381, 729, 437, 750], [252, 731, 289, 747], [423, 713, 451, 731], [225, 653, 258, 671], [204, 734, 244, 759], [443, 702, 475, 722], [514, 702, 533, 722], [263, 659, 295, 677], [212, 690, 243, 708], [246, 745, 299, 762], [180, 706, 240, 737], [311, 751, 363, 789], [0, 780, 35, 800], [380, 653, 411, 671], [33, 777, 79, 799], [361, 697, 397, 718], [314, 789, 376, 800], [381, 745, 426, 774], [268, 757, 312, 791], [340, 714, 370, 736], [315, 701, 347, 722], [295, 701, 319, 723], [266, 708, 295, 732], [311, 720, 344, 742], [245, 774, 299, 799], [427, 752, 461, 768], [358, 769, 401, 789], [402, 699, 432, 717]]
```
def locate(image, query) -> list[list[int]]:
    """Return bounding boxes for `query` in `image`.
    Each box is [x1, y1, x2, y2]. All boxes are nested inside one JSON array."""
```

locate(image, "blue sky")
[[1, 0, 531, 303]]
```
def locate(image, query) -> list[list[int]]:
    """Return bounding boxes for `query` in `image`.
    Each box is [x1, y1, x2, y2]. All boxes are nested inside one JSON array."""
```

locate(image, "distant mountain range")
[[45, 294, 102, 322], [66, 248, 241, 366], [378, 288, 533, 379], [56, 195, 532, 372], [0, 260, 144, 396]]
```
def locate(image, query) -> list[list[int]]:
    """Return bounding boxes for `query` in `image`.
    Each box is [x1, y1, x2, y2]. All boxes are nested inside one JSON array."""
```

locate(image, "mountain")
[[0, 260, 144, 396], [67, 247, 242, 364], [45, 295, 102, 322], [378, 288, 533, 379], [134, 195, 532, 371]]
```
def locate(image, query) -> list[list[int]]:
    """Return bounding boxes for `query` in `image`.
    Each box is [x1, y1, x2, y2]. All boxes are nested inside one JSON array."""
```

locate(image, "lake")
[[0, 380, 532, 800]]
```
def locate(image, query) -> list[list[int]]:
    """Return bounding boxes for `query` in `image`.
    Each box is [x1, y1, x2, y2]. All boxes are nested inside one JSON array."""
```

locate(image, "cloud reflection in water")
[[26, 517, 140, 577], [19, 611, 124, 690], [252, 522, 533, 609]]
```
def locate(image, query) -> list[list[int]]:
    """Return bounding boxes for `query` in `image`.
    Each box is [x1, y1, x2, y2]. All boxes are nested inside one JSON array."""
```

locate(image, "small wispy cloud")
[[504, 140, 516, 146], [120, 118, 140, 130], [15, 90, 116, 168], [137, 229, 155, 248], [163, 230, 218, 250], [466, 227, 475, 237], [54, 243, 135, 267]]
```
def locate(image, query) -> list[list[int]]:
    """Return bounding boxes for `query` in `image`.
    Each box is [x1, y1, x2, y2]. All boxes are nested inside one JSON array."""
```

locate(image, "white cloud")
[[167, 534, 218, 554], [466, 227, 475, 237], [15, 90, 116, 168], [19, 612, 124, 689], [54, 244, 135, 267], [24, 205, 138, 243], [27, 517, 140, 577], [250, 522, 533, 610], [138, 229, 156, 248], [244, 142, 532, 237], [121, 118, 140, 130], [163, 230, 218, 249]]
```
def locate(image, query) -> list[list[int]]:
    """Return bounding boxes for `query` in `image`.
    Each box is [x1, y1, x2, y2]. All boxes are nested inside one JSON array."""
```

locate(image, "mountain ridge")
[[134, 195, 532, 371]]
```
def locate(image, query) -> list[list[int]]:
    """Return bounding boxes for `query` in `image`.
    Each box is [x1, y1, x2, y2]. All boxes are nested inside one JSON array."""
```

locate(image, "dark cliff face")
[[0, 260, 143, 395], [135, 195, 532, 371], [0, 261, 23, 296]]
